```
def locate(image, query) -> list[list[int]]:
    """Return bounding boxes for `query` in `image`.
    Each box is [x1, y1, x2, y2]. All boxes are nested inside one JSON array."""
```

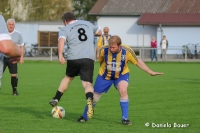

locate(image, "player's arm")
[[0, 15, 21, 63], [93, 27, 102, 59], [127, 46, 163, 76], [19, 45, 24, 63], [58, 37, 66, 64], [19, 33, 24, 63], [96, 36, 103, 59], [98, 47, 104, 66], [0, 40, 21, 57], [136, 59, 163, 76], [94, 27, 102, 37], [0, 39, 21, 63], [96, 46, 100, 60]]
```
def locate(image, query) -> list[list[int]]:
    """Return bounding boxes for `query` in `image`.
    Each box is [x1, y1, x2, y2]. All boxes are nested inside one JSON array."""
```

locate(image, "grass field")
[[0, 61, 200, 133]]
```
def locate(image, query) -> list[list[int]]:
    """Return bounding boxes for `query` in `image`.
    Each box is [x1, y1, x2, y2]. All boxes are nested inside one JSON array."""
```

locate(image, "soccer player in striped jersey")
[[96, 27, 111, 59], [77, 35, 163, 125], [3, 18, 24, 95], [0, 15, 21, 90]]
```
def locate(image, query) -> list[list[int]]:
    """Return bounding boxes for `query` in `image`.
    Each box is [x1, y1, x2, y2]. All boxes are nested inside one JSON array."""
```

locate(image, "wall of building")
[[15, 22, 63, 47], [98, 16, 200, 55], [38, 24, 63, 32], [157, 26, 200, 54], [15, 23, 38, 47], [97, 16, 157, 47]]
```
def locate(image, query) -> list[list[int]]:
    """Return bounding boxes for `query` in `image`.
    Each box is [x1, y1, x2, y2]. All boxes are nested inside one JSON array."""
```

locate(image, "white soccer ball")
[[51, 106, 65, 118]]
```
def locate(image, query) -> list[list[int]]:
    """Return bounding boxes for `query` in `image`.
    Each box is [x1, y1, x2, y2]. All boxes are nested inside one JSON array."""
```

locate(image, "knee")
[[11, 74, 17, 77], [119, 89, 128, 99]]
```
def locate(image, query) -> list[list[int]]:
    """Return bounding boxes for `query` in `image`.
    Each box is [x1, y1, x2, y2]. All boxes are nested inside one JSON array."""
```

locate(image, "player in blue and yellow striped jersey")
[[77, 35, 163, 125], [96, 27, 111, 59]]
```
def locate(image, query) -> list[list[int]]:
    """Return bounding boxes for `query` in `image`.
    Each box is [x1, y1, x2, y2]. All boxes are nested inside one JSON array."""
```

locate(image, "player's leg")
[[77, 92, 102, 122], [3, 56, 8, 72], [0, 54, 4, 89], [79, 58, 95, 119], [114, 73, 132, 125], [6, 59, 18, 95], [77, 74, 113, 122], [81, 80, 94, 119], [49, 60, 79, 107], [49, 75, 74, 106]]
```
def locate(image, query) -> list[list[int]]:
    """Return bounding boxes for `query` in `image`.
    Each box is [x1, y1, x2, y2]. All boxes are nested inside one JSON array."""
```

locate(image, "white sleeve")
[[0, 34, 11, 41]]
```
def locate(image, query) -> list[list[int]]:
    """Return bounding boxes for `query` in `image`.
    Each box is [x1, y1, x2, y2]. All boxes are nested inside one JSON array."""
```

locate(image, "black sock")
[[11, 76, 18, 92], [86, 92, 93, 100], [54, 91, 63, 101]]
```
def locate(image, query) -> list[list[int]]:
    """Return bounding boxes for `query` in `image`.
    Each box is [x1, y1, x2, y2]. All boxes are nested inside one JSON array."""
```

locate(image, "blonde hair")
[[108, 35, 122, 46]]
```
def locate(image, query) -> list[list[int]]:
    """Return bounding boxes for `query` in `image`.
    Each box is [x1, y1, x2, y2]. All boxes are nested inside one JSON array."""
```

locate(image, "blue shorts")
[[94, 73, 129, 93]]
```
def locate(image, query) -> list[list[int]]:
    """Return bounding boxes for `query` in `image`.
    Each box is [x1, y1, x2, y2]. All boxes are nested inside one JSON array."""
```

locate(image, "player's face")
[[109, 43, 120, 53], [7, 21, 15, 33], [103, 27, 109, 35]]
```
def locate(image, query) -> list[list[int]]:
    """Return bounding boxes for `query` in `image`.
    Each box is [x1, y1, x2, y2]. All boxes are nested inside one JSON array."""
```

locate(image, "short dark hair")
[[62, 12, 76, 22]]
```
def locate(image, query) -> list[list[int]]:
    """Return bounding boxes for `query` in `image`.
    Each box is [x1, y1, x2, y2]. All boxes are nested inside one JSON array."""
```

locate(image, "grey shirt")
[[59, 20, 99, 60], [9, 30, 24, 47]]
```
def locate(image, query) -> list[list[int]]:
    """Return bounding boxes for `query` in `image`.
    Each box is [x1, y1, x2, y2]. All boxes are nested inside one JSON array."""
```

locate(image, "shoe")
[[86, 98, 93, 118], [49, 99, 58, 107], [12, 91, 19, 96], [76, 116, 87, 123], [122, 119, 132, 125]]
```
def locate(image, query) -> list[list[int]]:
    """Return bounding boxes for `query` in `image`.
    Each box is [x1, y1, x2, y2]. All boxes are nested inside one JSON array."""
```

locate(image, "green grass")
[[0, 61, 200, 133]]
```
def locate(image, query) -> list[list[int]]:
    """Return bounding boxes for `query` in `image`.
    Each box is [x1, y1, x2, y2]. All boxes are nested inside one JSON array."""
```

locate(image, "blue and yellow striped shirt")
[[98, 44, 138, 80], [97, 34, 112, 48]]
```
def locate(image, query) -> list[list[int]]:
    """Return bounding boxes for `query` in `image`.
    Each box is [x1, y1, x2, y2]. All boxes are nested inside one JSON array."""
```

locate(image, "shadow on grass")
[[176, 78, 200, 84], [0, 105, 82, 122], [92, 117, 121, 125], [0, 91, 10, 95], [0, 106, 50, 119]]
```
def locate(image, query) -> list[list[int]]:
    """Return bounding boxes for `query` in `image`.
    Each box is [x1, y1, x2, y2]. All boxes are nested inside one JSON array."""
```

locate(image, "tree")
[[72, 0, 97, 22], [0, 0, 72, 21], [0, 0, 11, 20], [28, 0, 72, 21]]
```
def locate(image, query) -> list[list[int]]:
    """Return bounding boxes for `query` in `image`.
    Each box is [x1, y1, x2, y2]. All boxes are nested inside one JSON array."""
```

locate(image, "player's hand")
[[10, 57, 21, 64], [59, 56, 66, 64], [150, 72, 164, 76], [20, 57, 24, 64], [96, 55, 99, 60]]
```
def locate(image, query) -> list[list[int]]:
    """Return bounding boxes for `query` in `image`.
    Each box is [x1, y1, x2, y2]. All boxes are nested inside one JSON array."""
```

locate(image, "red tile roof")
[[166, 0, 200, 13], [137, 13, 200, 25], [89, 0, 109, 15], [89, 0, 200, 25], [89, 0, 173, 15], [89, 0, 200, 15]]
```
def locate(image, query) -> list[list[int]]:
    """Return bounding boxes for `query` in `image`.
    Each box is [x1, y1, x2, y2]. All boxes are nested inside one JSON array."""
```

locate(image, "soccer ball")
[[51, 106, 65, 118]]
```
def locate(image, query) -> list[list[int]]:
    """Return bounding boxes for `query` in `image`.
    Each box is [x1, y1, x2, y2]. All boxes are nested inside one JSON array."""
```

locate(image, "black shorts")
[[66, 58, 94, 83], [3, 57, 18, 74]]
